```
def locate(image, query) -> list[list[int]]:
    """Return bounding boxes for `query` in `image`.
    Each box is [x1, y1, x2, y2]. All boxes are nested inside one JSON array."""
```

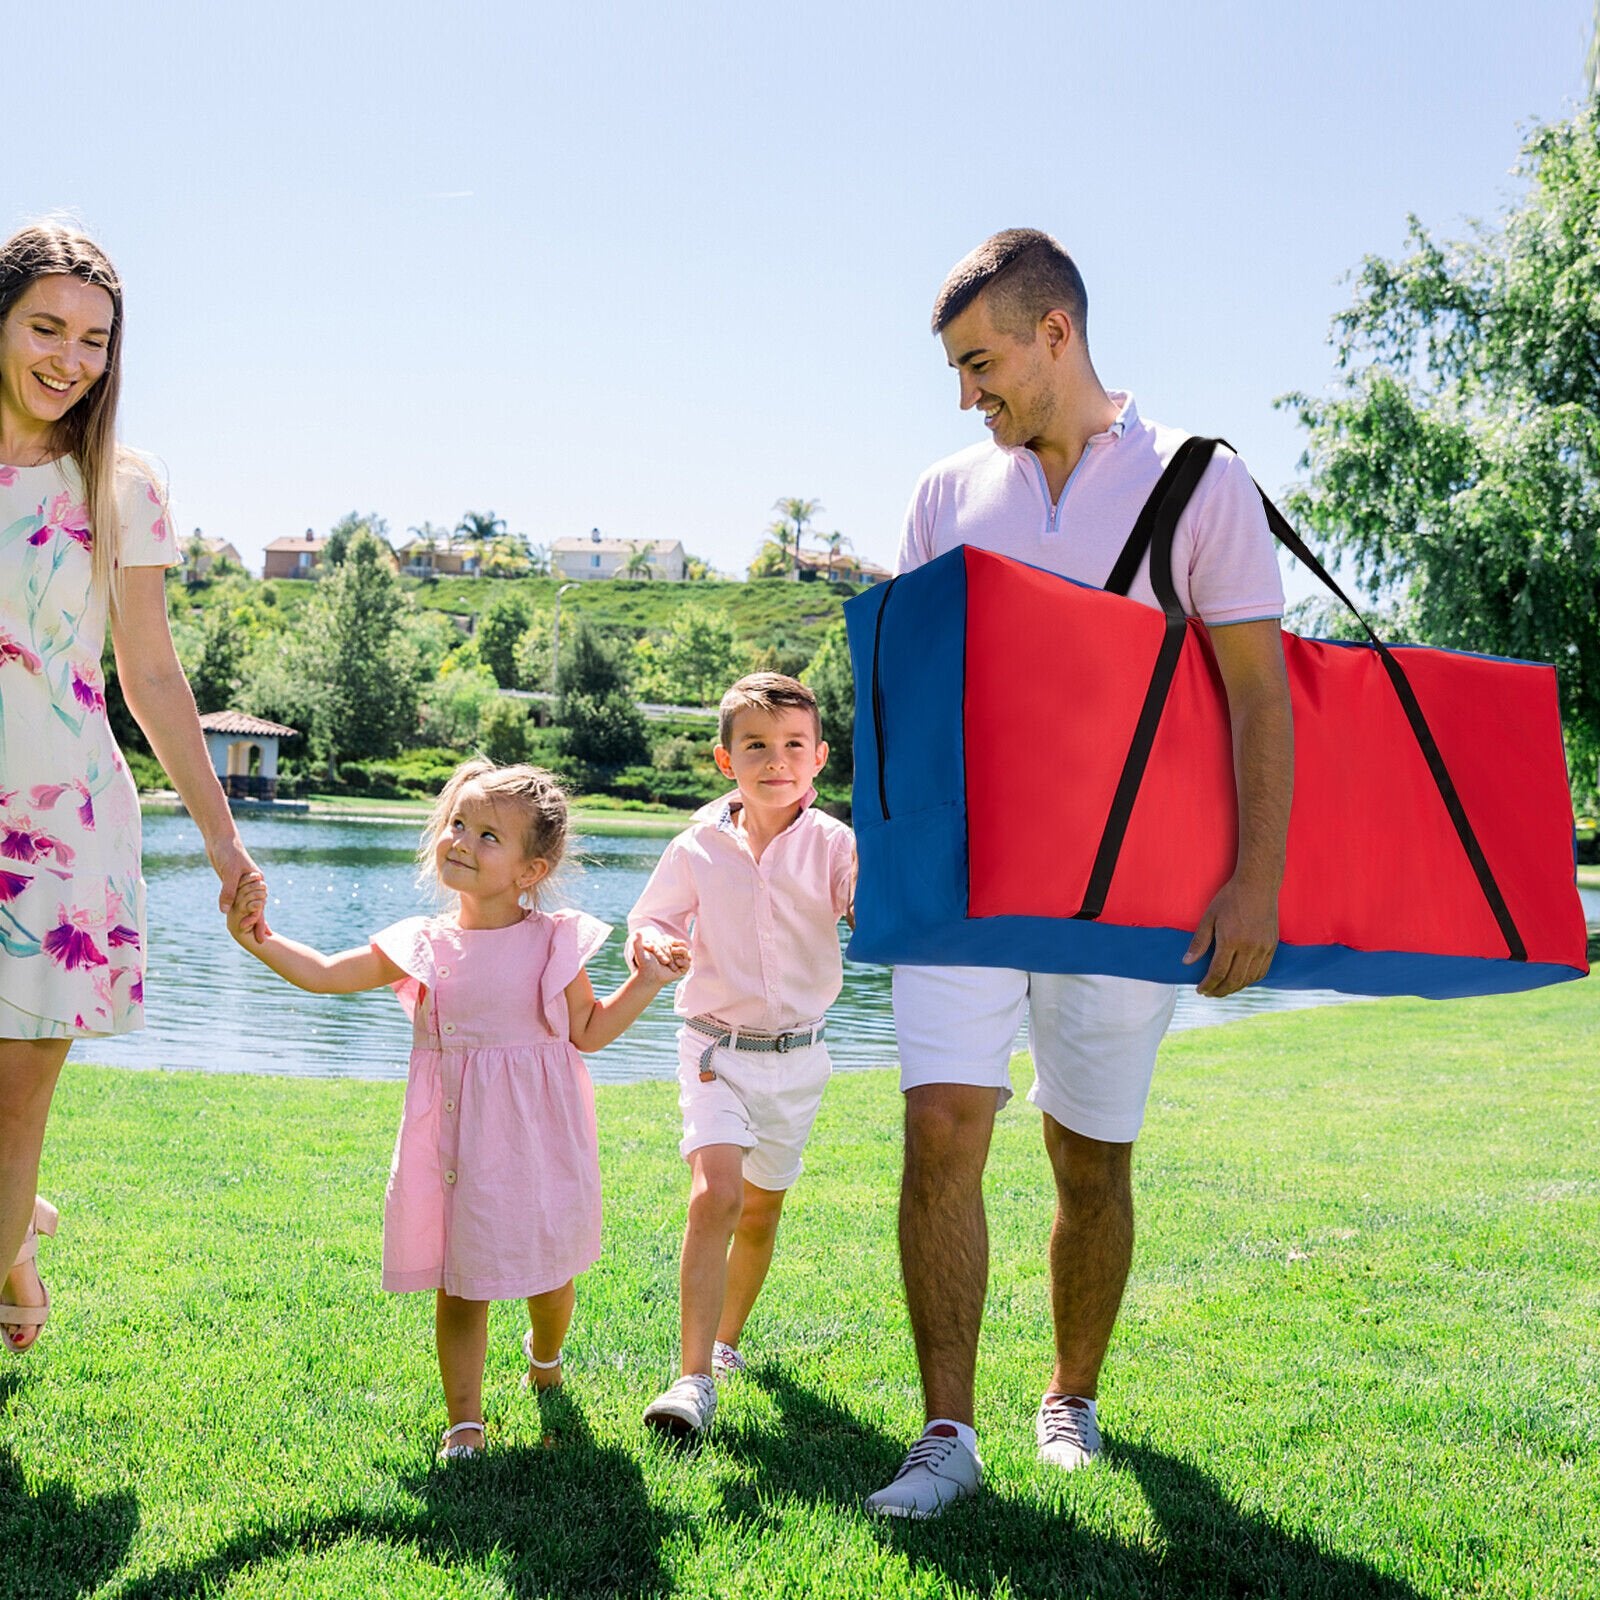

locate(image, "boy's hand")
[[227, 875, 269, 945], [627, 930, 690, 984]]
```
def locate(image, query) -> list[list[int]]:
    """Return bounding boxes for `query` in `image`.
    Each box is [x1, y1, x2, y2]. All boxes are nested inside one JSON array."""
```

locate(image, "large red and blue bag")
[[844, 437, 1588, 998]]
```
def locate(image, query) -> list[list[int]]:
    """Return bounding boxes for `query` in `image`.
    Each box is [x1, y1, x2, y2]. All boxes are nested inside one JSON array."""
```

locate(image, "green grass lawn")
[[5, 980, 1596, 1598]]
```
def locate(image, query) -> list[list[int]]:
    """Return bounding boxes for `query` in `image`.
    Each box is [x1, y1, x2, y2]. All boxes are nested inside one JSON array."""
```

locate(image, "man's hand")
[[1195, 618, 1293, 999], [1182, 874, 1278, 997]]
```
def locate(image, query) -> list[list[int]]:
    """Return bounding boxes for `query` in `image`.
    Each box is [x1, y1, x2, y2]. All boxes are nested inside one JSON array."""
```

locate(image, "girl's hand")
[[227, 875, 269, 946], [214, 842, 272, 941]]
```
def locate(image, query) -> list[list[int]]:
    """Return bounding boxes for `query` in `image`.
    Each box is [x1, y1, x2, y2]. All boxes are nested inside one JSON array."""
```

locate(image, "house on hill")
[[263, 531, 327, 580], [263, 530, 401, 580], [551, 529, 687, 582], [793, 548, 891, 586], [397, 535, 481, 578]]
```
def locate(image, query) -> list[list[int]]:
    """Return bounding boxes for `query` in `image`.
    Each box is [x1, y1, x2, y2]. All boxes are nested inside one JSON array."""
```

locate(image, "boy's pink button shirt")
[[628, 789, 856, 1033]]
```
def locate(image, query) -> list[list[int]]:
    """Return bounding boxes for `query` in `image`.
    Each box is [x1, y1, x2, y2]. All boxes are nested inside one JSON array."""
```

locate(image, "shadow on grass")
[[716, 1364, 1425, 1600], [0, 1373, 141, 1600], [117, 1390, 682, 1600]]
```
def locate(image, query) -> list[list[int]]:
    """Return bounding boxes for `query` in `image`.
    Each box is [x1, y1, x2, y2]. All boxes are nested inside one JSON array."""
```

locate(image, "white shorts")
[[892, 964, 1178, 1144], [675, 1025, 832, 1191]]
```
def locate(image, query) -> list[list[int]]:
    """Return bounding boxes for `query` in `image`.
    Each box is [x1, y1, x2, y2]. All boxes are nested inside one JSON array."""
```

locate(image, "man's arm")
[[1184, 619, 1293, 997]]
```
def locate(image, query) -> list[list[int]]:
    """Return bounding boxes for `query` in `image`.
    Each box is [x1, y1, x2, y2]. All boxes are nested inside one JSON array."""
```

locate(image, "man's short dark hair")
[[931, 228, 1089, 344]]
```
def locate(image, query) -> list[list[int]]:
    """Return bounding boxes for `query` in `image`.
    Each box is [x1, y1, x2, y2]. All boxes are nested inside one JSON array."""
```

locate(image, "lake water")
[[85, 810, 1599, 1084]]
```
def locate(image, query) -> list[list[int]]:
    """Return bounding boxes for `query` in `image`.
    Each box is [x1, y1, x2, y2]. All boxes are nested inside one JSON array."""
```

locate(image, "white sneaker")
[[643, 1373, 718, 1439], [863, 1426, 982, 1519], [1035, 1394, 1101, 1471], [712, 1340, 747, 1379]]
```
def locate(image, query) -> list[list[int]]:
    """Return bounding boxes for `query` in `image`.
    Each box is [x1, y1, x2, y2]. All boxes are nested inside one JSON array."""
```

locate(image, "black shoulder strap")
[[1073, 438, 1219, 919]]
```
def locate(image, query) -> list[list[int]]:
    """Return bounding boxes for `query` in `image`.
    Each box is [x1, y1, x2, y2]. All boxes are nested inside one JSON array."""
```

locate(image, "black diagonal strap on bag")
[[1072, 436, 1219, 919], [1089, 435, 1526, 962]]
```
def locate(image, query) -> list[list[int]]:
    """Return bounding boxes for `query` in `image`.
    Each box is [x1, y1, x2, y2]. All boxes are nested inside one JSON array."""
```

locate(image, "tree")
[[556, 617, 649, 773], [479, 696, 533, 764], [183, 530, 207, 587], [189, 608, 245, 714], [417, 656, 499, 748], [802, 621, 855, 784], [621, 541, 655, 581], [747, 540, 790, 579], [1284, 98, 1600, 808], [326, 510, 388, 569], [631, 605, 741, 706], [512, 610, 555, 692], [769, 497, 823, 580], [299, 530, 420, 774], [821, 528, 853, 582], [483, 530, 535, 578], [456, 509, 506, 575], [478, 590, 534, 687]]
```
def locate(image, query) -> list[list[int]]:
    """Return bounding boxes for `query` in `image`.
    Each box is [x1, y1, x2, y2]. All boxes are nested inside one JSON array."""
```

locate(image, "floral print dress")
[[0, 455, 175, 1038]]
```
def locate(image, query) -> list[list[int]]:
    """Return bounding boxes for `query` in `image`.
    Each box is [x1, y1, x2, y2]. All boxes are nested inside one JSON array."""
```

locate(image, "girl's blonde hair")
[[419, 759, 571, 903], [0, 221, 127, 608]]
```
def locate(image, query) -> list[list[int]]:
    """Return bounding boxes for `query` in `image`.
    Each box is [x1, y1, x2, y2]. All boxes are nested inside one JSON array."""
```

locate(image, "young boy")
[[630, 672, 856, 1438]]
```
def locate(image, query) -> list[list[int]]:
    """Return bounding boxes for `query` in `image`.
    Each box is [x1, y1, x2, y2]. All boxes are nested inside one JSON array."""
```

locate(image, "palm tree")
[[822, 528, 854, 582], [455, 510, 507, 577], [405, 519, 451, 575], [771, 497, 823, 580], [621, 541, 655, 581], [184, 530, 208, 586]]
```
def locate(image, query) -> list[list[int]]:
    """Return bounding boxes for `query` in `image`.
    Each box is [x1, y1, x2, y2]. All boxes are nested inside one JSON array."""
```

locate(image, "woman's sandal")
[[521, 1328, 563, 1390], [1, 1198, 59, 1355], [437, 1420, 485, 1460]]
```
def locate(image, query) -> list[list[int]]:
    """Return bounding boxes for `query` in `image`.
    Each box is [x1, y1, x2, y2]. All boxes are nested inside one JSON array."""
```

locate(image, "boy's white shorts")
[[675, 1026, 832, 1191], [892, 964, 1178, 1144]]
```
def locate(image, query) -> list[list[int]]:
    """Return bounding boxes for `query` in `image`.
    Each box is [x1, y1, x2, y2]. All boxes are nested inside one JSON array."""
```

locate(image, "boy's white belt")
[[685, 1013, 827, 1083]]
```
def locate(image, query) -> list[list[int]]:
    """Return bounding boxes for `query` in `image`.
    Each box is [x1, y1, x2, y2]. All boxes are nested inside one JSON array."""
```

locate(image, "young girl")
[[228, 759, 686, 1459]]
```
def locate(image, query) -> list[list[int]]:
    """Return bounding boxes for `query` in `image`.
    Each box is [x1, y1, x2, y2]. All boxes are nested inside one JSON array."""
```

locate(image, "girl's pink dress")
[[372, 908, 610, 1300]]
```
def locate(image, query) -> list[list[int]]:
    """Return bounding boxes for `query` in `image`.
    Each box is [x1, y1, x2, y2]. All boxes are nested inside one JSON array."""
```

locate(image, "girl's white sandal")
[[521, 1328, 564, 1390], [437, 1420, 485, 1460]]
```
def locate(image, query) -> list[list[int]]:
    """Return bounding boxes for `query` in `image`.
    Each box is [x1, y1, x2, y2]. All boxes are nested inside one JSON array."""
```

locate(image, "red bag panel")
[[962, 546, 1586, 969]]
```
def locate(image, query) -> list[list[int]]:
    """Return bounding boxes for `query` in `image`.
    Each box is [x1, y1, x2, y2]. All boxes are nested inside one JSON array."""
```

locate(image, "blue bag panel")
[[845, 804, 971, 965], [844, 549, 969, 824], [845, 550, 971, 963]]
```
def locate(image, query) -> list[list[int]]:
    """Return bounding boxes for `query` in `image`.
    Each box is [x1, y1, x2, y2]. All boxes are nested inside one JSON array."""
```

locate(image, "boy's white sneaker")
[[863, 1425, 982, 1519], [643, 1373, 718, 1439], [1035, 1394, 1102, 1471], [711, 1340, 747, 1379]]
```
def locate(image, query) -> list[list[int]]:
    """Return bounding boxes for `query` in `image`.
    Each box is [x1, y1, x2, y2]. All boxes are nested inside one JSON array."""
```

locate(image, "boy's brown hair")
[[717, 672, 822, 749]]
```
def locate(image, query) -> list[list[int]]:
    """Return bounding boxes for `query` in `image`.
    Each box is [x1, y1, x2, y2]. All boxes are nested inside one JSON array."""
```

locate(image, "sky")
[[15, 0, 1596, 603]]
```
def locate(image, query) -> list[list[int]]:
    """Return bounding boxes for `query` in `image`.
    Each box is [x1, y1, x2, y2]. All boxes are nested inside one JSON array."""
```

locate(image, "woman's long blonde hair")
[[0, 221, 127, 605]]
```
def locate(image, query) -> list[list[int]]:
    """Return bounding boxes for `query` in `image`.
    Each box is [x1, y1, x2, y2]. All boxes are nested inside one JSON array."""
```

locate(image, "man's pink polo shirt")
[[628, 789, 856, 1033], [897, 392, 1284, 623]]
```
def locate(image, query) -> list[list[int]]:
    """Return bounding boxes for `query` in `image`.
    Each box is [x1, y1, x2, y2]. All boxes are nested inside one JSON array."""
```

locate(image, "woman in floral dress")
[[0, 222, 267, 1351]]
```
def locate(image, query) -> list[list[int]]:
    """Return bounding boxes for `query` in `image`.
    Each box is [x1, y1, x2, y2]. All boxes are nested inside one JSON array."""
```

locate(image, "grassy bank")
[[4, 981, 1596, 1598]]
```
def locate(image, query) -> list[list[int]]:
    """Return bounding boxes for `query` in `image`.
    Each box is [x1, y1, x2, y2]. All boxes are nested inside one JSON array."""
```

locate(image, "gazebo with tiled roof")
[[198, 710, 299, 801]]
